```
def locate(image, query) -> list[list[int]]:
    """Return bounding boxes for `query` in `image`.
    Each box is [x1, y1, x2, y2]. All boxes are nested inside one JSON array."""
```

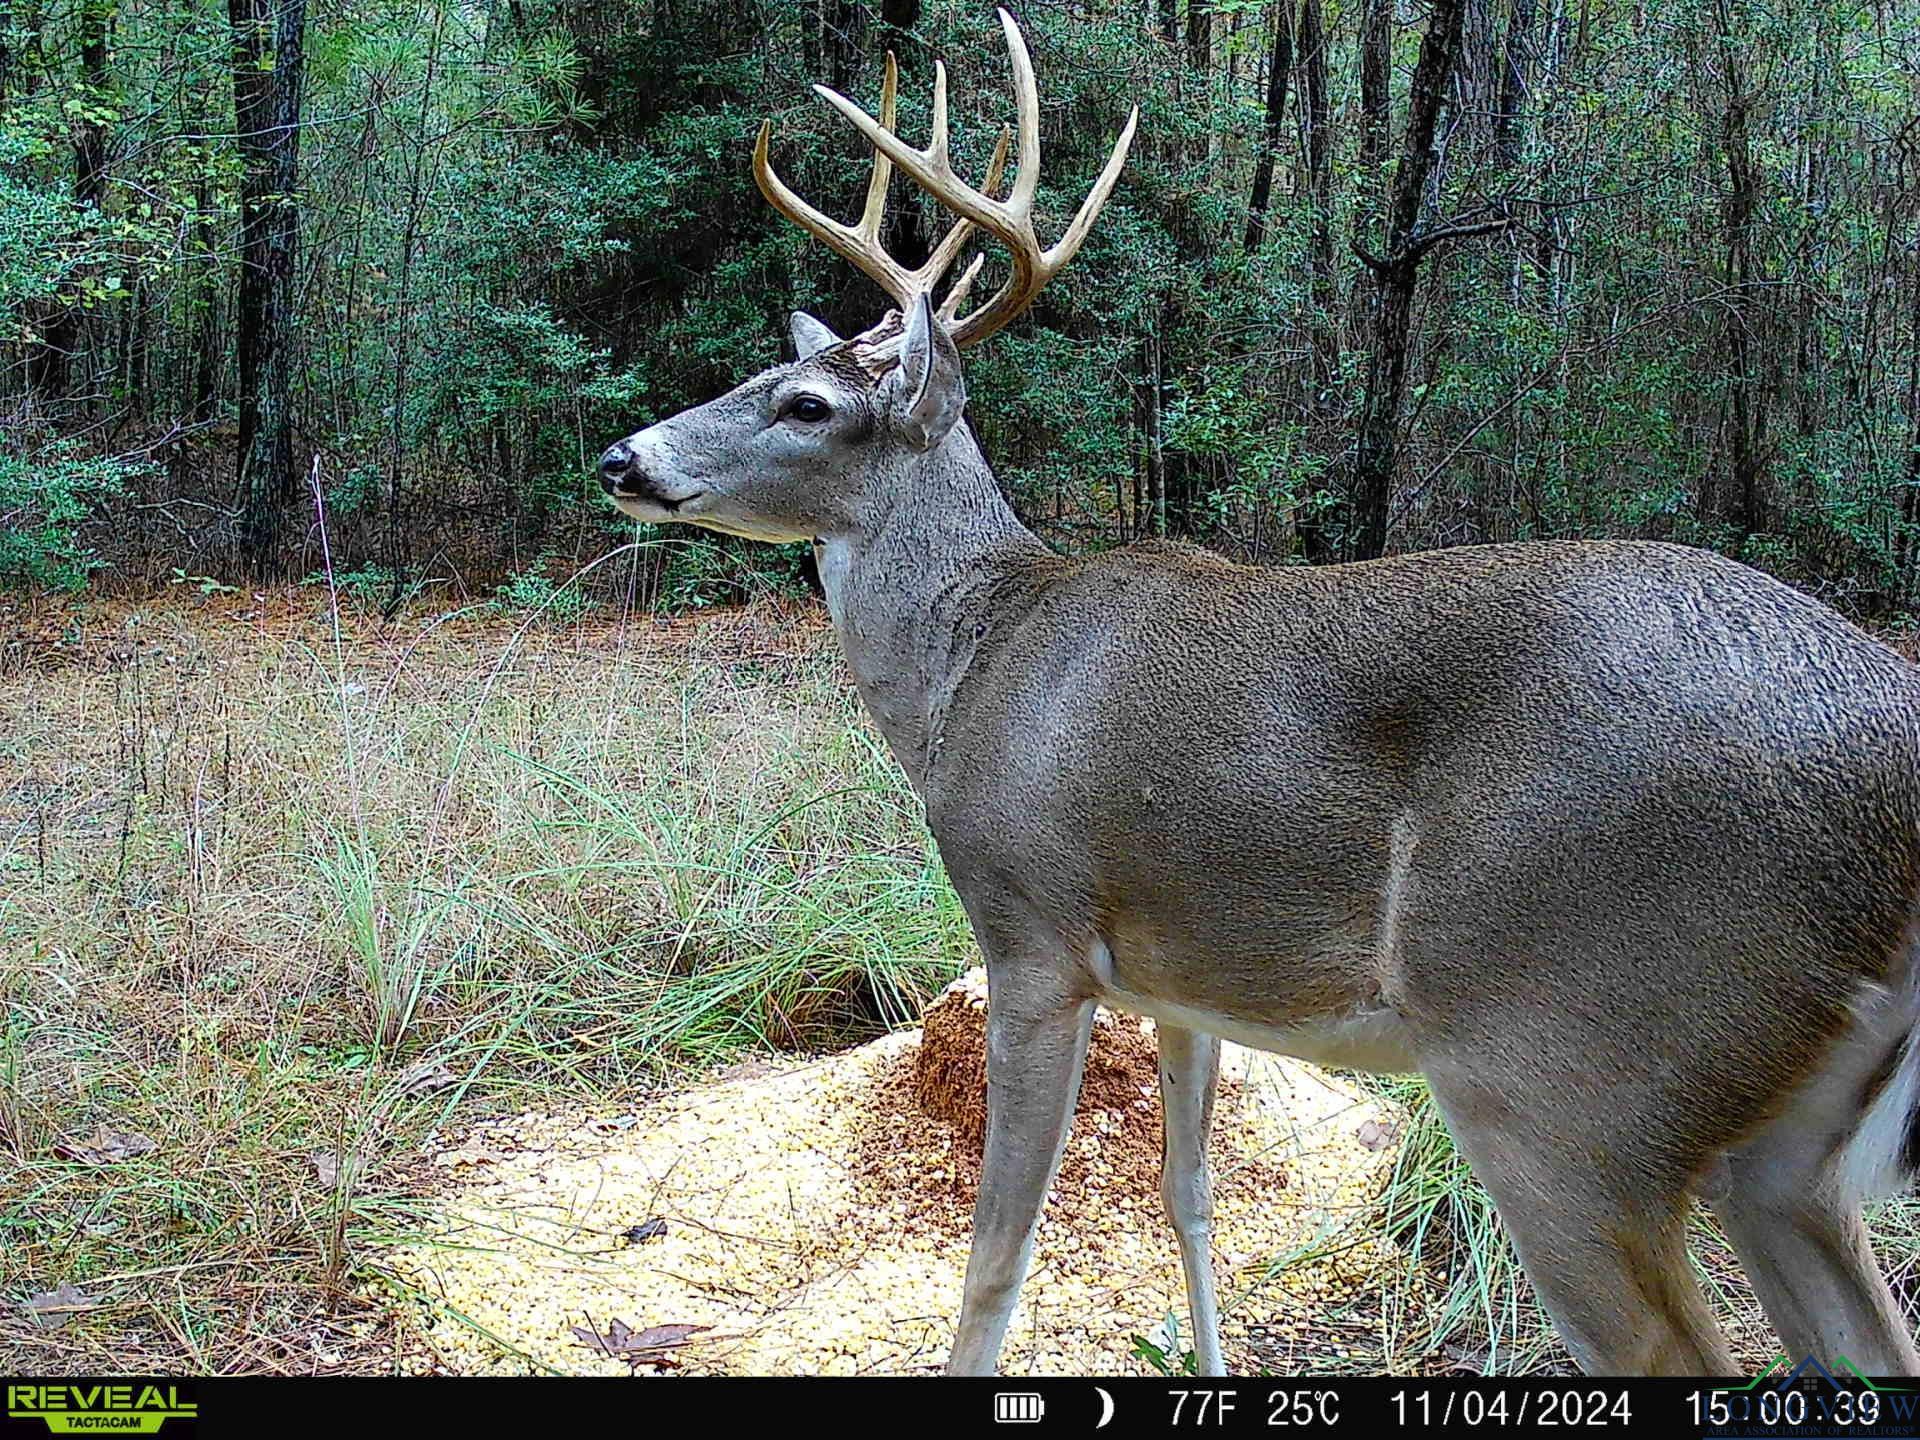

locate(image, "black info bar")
[[5, 1375, 1919, 1438]]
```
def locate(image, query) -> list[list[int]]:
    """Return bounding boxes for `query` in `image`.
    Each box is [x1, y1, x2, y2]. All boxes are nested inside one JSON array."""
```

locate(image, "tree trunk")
[[1355, 0, 1392, 254], [1242, 2, 1294, 254], [1455, 0, 1502, 151], [176, 64, 220, 427], [0, 0, 12, 114], [74, 2, 108, 211], [1293, 0, 1339, 562], [1900, 223, 1920, 599], [1299, 0, 1336, 398], [1348, 0, 1474, 562], [230, 0, 308, 578], [1496, 0, 1538, 166], [878, 0, 918, 57], [879, 0, 927, 270], [1716, 3, 1767, 543], [827, 0, 860, 93], [1187, 0, 1211, 69], [1145, 333, 1167, 539], [801, 0, 821, 74]]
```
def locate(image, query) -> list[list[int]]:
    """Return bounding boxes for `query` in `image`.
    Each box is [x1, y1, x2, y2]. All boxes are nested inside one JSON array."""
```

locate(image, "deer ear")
[[788, 311, 842, 361], [895, 292, 966, 452]]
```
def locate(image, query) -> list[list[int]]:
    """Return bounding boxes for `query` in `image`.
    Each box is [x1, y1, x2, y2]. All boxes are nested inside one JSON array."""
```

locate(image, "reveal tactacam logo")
[[6, 1386, 196, 1435]]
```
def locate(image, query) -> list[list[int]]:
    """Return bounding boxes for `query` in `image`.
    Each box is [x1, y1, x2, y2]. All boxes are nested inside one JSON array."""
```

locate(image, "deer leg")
[[1713, 1186, 1918, 1375], [947, 948, 1095, 1376], [1158, 1023, 1225, 1375], [1428, 1073, 1735, 1375], [1706, 1052, 1920, 1376]]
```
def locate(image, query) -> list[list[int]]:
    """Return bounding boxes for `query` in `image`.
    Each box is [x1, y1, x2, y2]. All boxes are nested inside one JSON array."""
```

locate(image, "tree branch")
[[1405, 215, 1513, 263]]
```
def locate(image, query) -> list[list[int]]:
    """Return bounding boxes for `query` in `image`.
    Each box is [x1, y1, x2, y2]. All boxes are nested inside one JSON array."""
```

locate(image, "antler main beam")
[[754, 7, 1137, 356]]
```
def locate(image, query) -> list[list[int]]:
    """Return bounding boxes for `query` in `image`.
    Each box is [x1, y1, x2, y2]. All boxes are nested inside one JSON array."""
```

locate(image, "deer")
[[596, 10, 1920, 1377]]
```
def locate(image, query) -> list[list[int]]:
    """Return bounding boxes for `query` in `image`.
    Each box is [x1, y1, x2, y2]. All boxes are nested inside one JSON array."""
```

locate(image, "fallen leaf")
[[54, 1128, 157, 1166], [619, 1322, 707, 1351], [310, 1150, 340, 1186], [569, 1316, 710, 1366], [584, 1115, 639, 1135], [395, 1061, 456, 1098], [432, 1143, 500, 1170], [22, 1282, 103, 1327], [1355, 1119, 1398, 1152]]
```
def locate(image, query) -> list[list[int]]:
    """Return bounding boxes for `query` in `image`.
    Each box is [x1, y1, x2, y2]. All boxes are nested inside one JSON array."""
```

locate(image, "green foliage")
[[493, 561, 589, 624], [0, 124, 94, 324], [1130, 1311, 1198, 1377], [304, 562, 397, 604], [0, 443, 129, 590], [624, 527, 817, 613], [1372, 1076, 1553, 1372], [169, 567, 240, 597], [1, 0, 1919, 606]]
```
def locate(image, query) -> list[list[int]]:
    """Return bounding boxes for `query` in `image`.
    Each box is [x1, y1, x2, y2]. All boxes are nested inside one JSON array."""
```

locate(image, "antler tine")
[[763, 8, 1131, 356], [937, 254, 988, 325], [854, 53, 899, 244], [759, 49, 1007, 329], [812, 68, 1013, 266], [754, 55, 917, 306], [1043, 103, 1137, 273], [922, 126, 1010, 307], [928, 58, 949, 168], [807, 7, 1135, 351], [1001, 8, 1041, 216]]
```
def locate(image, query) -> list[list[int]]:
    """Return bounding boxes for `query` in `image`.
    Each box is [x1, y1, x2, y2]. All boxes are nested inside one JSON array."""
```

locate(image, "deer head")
[[597, 9, 1136, 545]]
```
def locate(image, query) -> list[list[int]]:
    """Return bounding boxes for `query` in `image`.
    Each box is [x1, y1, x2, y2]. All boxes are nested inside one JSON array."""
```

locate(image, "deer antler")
[[754, 53, 1009, 326], [754, 8, 1137, 363]]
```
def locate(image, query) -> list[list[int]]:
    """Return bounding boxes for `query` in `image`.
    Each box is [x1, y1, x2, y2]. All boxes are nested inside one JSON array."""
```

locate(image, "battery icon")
[[994, 1392, 1045, 1423]]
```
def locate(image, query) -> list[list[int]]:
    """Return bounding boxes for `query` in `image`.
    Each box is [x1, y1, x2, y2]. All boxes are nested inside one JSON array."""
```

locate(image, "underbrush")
[[1359, 1078, 1920, 1374], [0, 591, 968, 1371]]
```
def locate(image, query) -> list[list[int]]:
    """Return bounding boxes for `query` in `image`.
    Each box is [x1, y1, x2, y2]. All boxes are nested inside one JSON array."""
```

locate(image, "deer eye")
[[781, 394, 832, 424]]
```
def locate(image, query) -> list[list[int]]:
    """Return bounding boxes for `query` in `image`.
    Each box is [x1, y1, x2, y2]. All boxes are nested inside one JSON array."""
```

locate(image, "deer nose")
[[599, 442, 637, 494]]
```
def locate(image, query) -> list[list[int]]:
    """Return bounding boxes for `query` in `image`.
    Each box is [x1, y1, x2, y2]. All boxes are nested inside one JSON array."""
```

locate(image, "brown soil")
[[859, 974, 1287, 1227]]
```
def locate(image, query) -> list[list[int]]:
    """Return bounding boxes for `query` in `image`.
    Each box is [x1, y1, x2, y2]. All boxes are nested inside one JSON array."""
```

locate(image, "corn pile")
[[384, 971, 1406, 1375]]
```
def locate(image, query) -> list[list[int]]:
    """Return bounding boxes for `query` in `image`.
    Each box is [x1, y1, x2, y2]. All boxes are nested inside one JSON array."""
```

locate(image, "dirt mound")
[[892, 971, 1286, 1217]]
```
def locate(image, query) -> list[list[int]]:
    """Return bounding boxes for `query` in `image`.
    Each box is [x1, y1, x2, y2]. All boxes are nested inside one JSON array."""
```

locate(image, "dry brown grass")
[[0, 587, 970, 1374]]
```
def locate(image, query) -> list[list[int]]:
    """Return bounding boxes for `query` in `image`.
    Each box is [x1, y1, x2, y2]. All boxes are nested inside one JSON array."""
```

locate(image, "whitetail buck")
[[598, 10, 1920, 1377]]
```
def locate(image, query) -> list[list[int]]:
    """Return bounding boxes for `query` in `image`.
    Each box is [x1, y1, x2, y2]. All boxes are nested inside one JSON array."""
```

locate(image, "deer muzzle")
[[598, 430, 706, 519]]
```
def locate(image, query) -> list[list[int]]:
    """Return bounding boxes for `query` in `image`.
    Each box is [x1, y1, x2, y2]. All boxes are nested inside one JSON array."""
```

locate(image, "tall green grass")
[[0, 598, 973, 1371], [1365, 1077, 1558, 1373]]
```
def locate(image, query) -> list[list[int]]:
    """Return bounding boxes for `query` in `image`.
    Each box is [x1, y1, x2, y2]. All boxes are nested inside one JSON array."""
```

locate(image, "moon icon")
[[1095, 1386, 1115, 1429]]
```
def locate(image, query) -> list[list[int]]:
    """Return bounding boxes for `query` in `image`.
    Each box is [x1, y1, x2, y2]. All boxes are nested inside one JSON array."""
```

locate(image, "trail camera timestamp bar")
[[7, 1376, 1918, 1437]]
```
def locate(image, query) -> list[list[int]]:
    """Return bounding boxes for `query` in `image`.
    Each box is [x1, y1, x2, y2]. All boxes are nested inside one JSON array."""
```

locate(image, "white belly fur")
[[1096, 986, 1421, 1075], [1081, 937, 1421, 1074]]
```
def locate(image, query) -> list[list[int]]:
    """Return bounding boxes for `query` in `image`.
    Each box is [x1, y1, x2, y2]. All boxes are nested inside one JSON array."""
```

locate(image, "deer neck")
[[815, 424, 1048, 792]]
